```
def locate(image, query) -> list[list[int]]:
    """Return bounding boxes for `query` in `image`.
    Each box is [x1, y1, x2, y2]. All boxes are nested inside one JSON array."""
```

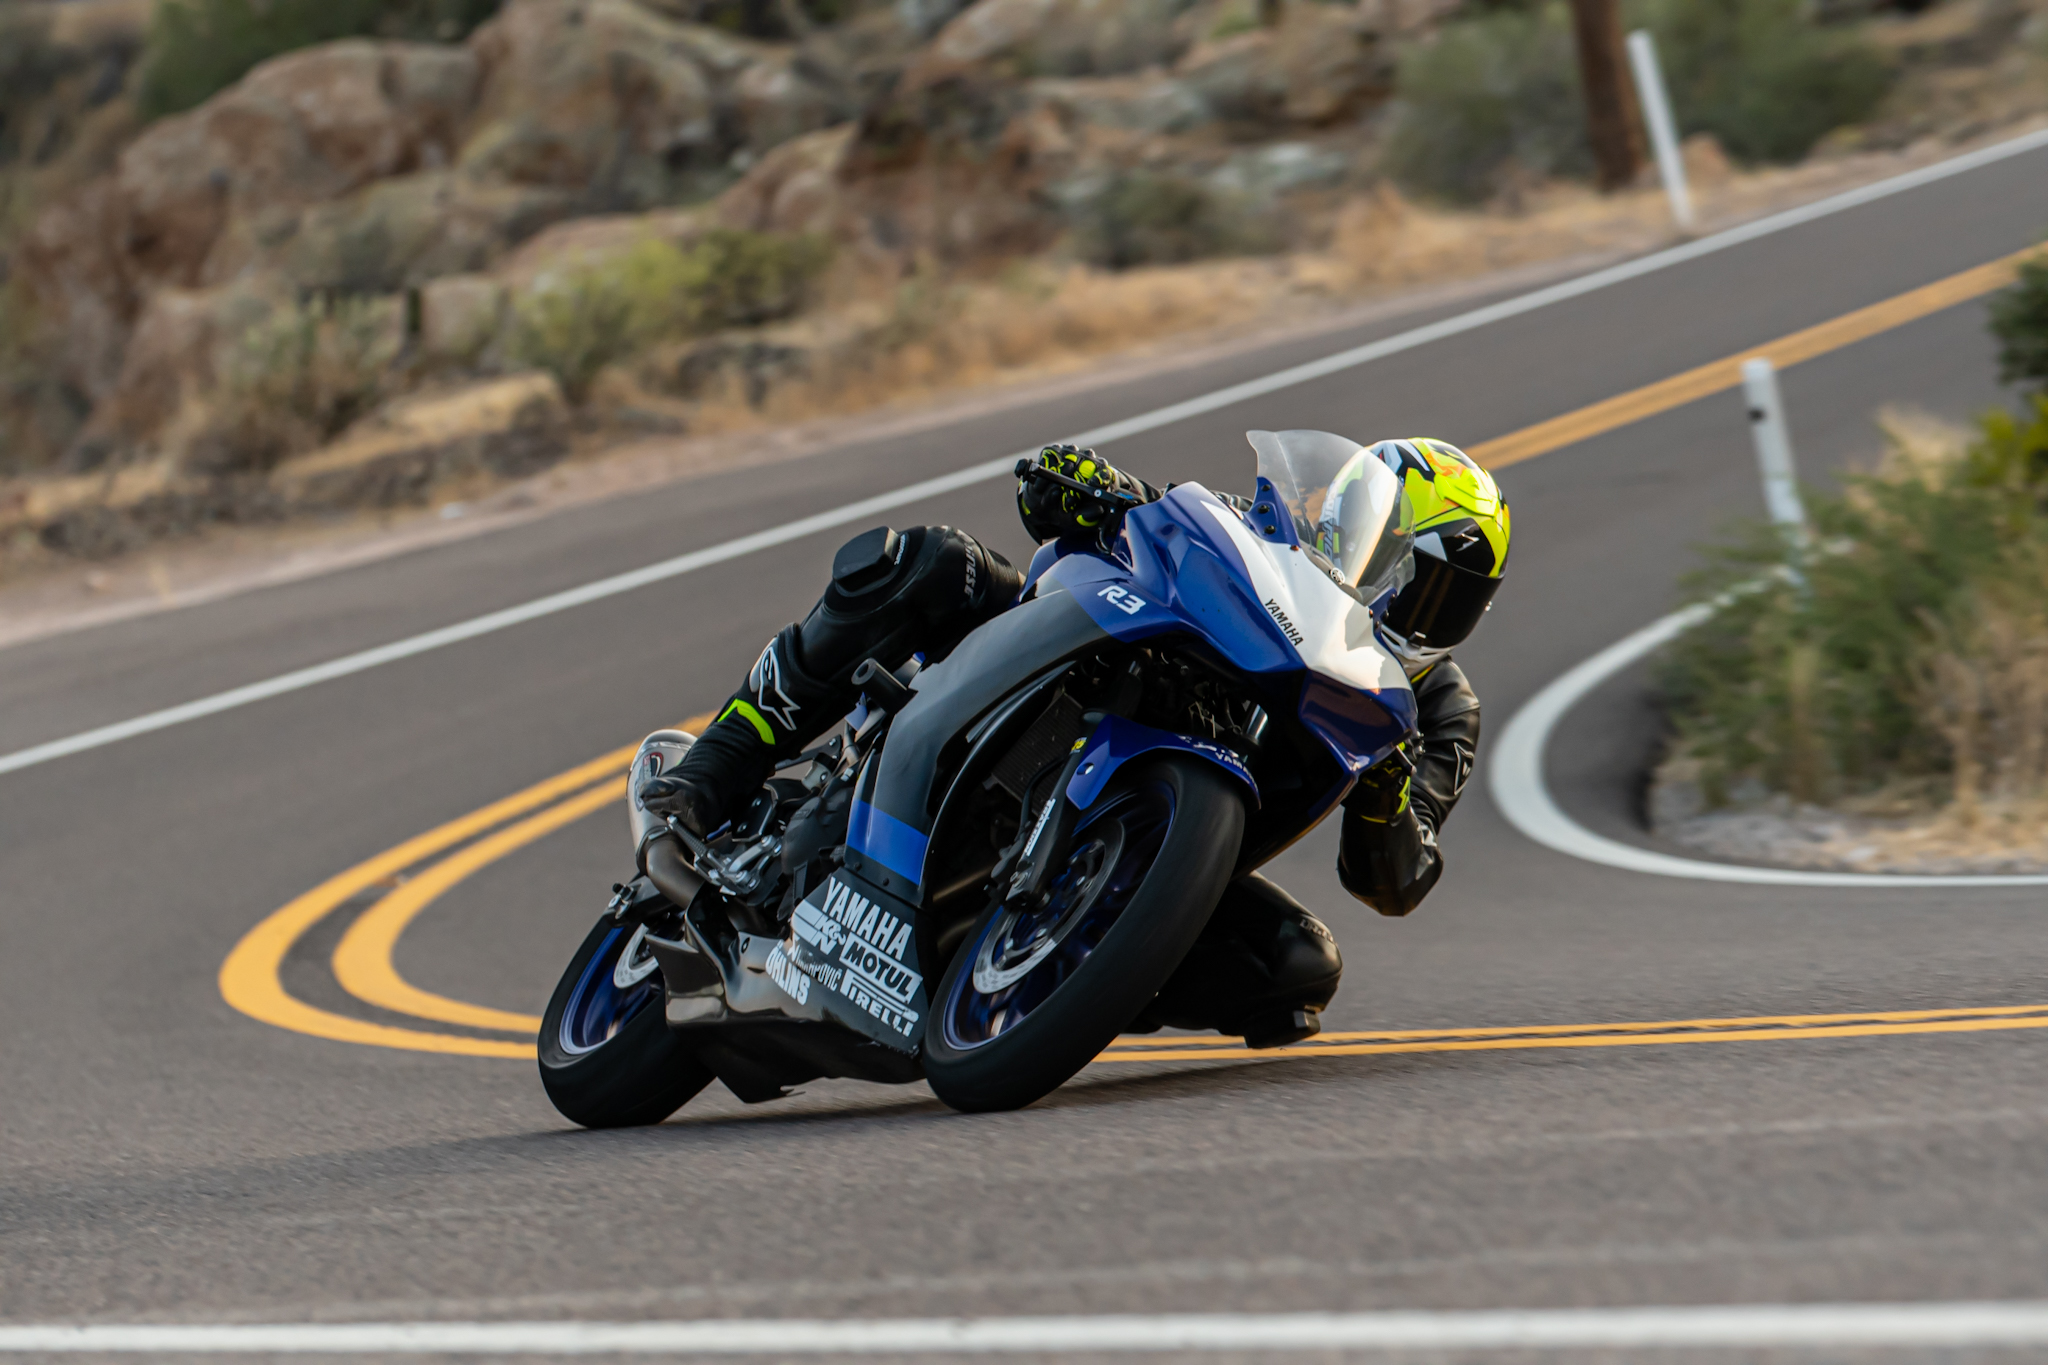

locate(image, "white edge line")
[[1487, 604, 2048, 888], [7, 125, 2048, 781], [12, 1304, 2048, 1352]]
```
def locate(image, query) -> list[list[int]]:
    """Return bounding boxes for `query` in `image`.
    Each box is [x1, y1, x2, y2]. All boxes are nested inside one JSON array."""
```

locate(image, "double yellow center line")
[[220, 243, 2046, 1064], [1467, 247, 2040, 470]]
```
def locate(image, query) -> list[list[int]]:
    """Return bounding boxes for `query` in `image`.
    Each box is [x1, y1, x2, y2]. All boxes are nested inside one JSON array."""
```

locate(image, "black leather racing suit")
[[1335, 658, 1482, 918]]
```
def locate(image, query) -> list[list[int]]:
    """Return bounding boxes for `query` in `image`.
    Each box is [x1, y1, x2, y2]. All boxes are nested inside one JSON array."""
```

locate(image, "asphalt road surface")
[[6, 139, 2048, 1359]]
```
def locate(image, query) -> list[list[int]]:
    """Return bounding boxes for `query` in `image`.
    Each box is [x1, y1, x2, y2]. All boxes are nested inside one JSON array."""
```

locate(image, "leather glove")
[[1017, 443, 1149, 542], [636, 772, 690, 813], [1346, 746, 1413, 824]]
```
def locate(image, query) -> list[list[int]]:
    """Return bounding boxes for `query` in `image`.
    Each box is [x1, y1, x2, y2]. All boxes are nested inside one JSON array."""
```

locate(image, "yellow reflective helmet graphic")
[[1383, 439, 1509, 579], [1371, 438, 1511, 650]]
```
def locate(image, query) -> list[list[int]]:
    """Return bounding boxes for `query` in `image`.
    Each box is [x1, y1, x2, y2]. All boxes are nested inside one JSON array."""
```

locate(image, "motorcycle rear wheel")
[[539, 915, 714, 1128], [922, 755, 1244, 1113]]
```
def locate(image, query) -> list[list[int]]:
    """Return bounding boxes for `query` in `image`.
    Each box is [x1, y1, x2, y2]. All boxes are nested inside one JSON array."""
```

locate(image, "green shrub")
[[510, 230, 831, 401], [1991, 256, 2048, 394], [1207, 2, 1261, 42], [1382, 3, 1592, 206], [199, 295, 402, 471], [1081, 171, 1271, 270], [1659, 398, 2048, 812], [681, 228, 835, 331], [0, 279, 84, 475], [1631, 0, 1893, 165], [137, 0, 501, 121], [509, 267, 641, 406]]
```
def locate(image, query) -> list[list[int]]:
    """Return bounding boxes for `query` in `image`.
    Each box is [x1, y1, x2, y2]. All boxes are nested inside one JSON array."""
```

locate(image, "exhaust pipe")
[[628, 729, 707, 910], [644, 832, 706, 911]]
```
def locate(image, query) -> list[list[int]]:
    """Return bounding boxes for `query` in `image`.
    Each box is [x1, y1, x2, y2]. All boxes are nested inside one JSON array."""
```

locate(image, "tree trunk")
[[1567, 0, 1645, 193]]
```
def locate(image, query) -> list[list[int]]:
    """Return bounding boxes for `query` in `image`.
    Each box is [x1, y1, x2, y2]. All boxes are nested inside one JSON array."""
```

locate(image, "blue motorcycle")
[[539, 430, 1419, 1122]]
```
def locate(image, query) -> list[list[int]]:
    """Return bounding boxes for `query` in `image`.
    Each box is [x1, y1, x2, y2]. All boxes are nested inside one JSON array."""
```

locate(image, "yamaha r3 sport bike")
[[539, 430, 1421, 1122]]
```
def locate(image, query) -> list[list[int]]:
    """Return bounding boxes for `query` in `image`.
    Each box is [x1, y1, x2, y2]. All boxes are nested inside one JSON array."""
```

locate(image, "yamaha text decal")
[[777, 872, 926, 1050]]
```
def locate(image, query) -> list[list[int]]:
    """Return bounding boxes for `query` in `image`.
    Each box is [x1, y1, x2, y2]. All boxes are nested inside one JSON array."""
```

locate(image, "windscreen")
[[1246, 429, 1414, 600]]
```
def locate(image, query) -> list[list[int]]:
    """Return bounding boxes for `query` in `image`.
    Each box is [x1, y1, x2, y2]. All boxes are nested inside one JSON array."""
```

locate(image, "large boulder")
[[14, 0, 849, 465], [461, 0, 842, 201], [908, 0, 1200, 84], [1174, 0, 1454, 127], [1025, 73, 1211, 136], [279, 172, 577, 294], [17, 40, 480, 406], [70, 281, 282, 467], [116, 41, 479, 287], [462, 0, 719, 198], [712, 125, 856, 237]]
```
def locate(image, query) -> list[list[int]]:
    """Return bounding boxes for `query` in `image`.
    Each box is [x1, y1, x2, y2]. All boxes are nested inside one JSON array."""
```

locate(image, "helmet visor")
[[1384, 549, 1502, 648]]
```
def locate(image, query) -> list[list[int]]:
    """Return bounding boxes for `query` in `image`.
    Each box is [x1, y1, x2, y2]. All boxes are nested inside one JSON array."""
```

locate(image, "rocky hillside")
[[0, 0, 2040, 569], [2, 0, 1449, 471]]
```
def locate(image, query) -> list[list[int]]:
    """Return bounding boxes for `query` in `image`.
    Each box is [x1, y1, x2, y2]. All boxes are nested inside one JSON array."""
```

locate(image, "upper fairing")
[[1192, 498, 1409, 695], [1041, 483, 1415, 767]]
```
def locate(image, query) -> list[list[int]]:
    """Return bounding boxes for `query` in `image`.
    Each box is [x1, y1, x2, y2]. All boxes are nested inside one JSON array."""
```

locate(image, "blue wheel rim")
[[558, 925, 659, 1056], [941, 781, 1175, 1051]]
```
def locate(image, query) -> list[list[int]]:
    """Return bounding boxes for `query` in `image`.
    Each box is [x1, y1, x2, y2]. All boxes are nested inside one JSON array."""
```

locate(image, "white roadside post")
[[1627, 29, 1696, 232], [1741, 357, 1812, 578]]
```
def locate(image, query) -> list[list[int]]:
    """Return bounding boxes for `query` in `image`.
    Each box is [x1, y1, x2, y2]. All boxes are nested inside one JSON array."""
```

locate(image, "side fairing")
[[853, 589, 1110, 892]]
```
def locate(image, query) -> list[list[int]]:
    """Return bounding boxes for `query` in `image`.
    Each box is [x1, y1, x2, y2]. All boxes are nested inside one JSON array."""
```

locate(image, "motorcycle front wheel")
[[922, 754, 1244, 1113], [538, 915, 714, 1128]]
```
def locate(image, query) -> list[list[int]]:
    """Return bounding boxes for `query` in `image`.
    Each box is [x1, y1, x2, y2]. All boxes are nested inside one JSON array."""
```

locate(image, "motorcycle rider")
[[641, 438, 1511, 1046]]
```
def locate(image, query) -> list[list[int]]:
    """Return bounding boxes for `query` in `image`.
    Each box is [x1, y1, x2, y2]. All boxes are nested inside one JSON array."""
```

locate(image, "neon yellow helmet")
[[1370, 438, 1509, 650]]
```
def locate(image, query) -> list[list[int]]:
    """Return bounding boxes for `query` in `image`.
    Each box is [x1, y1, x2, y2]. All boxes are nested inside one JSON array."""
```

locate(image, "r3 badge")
[[773, 869, 927, 1051]]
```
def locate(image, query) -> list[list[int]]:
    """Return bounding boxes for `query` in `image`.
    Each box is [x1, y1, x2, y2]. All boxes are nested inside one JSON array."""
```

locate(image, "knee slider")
[[819, 525, 1019, 647], [831, 526, 905, 596]]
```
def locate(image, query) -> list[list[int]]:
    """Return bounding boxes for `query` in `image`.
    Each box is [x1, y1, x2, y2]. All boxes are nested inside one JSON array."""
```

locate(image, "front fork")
[[999, 709, 1105, 914]]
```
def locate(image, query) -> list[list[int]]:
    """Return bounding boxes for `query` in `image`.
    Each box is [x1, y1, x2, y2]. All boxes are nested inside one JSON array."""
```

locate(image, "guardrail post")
[[1741, 357, 1813, 576], [1627, 30, 1696, 232]]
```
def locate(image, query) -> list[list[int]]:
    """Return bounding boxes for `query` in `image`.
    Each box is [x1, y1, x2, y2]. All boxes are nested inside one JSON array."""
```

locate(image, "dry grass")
[[625, 151, 1929, 439], [9, 120, 2046, 581]]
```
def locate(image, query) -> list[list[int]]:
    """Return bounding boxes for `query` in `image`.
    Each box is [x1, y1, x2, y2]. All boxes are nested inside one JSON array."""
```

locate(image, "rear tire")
[[539, 916, 714, 1128], [922, 756, 1244, 1113]]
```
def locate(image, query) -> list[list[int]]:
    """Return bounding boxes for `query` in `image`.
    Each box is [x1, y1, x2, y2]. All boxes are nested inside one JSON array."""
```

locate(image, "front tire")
[[539, 916, 714, 1128], [922, 755, 1244, 1113]]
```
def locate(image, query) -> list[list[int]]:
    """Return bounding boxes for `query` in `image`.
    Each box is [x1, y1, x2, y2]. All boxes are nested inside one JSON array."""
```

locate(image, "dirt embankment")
[[3, 0, 2044, 619]]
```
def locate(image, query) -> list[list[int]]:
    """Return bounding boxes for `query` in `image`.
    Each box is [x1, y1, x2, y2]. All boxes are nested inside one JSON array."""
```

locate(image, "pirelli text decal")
[[782, 872, 926, 1048]]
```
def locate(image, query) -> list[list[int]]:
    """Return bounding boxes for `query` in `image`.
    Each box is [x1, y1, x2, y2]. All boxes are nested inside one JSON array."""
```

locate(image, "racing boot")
[[640, 622, 844, 837], [1141, 873, 1343, 1048], [640, 525, 1023, 837]]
